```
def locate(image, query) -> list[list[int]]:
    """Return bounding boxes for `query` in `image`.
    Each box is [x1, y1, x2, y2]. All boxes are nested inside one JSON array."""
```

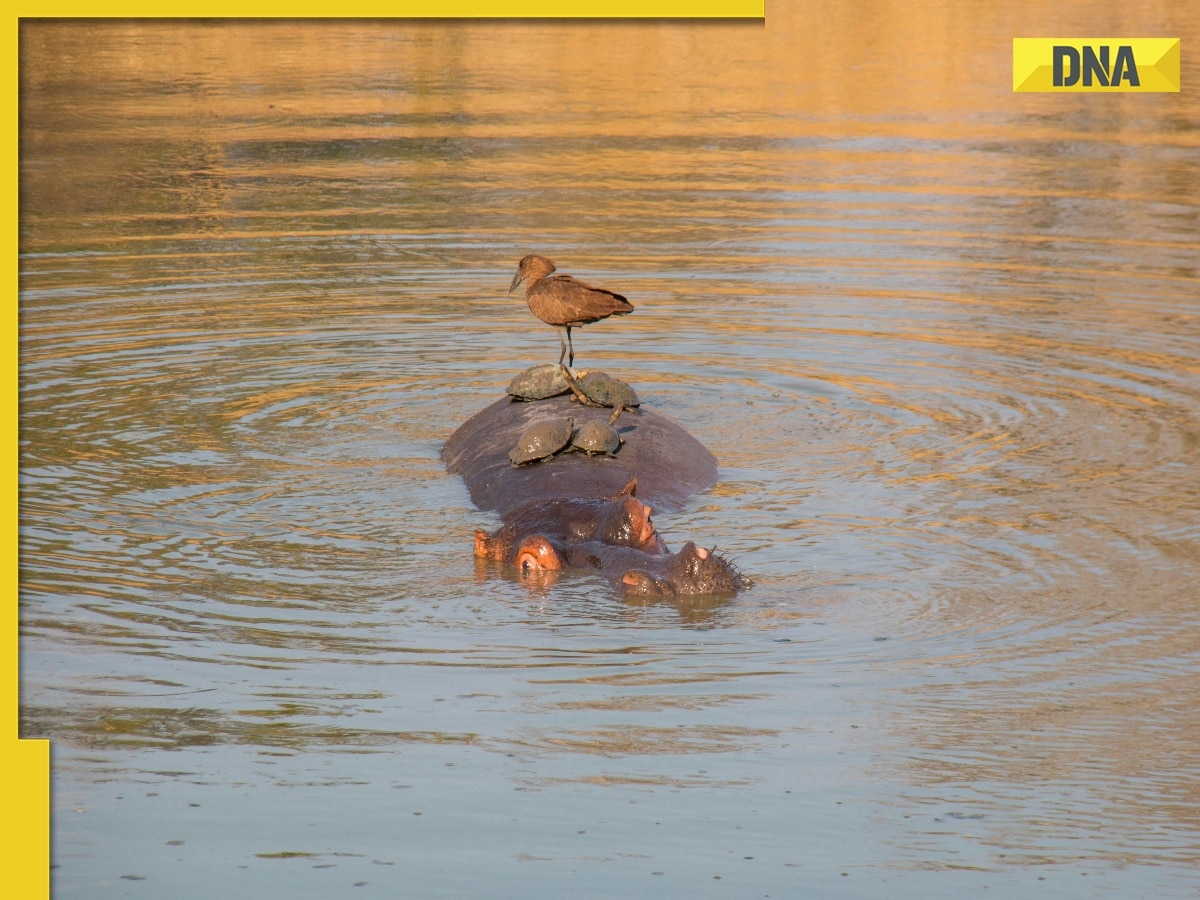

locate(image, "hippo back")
[[442, 395, 717, 518]]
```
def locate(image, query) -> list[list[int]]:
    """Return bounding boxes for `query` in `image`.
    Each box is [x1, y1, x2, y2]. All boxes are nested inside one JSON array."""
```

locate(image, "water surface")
[[19, 12, 1200, 898]]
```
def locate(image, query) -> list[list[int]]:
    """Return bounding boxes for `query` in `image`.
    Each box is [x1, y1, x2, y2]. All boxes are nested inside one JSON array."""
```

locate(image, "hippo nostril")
[[696, 547, 709, 559]]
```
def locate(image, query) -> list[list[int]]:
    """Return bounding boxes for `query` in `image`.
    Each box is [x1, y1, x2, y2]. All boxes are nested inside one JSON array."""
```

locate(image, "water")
[[19, 13, 1200, 898]]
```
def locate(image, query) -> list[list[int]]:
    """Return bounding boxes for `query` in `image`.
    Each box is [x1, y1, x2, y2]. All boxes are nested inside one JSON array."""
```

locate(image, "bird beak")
[[508, 270, 523, 293]]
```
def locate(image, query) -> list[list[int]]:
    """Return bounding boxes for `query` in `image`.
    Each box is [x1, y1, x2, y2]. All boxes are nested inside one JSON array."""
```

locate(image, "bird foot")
[[560, 364, 604, 408]]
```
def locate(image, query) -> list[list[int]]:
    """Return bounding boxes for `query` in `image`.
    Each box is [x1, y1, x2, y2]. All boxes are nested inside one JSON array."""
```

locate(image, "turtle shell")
[[509, 418, 574, 466], [577, 372, 639, 409], [570, 420, 622, 456], [506, 364, 571, 401]]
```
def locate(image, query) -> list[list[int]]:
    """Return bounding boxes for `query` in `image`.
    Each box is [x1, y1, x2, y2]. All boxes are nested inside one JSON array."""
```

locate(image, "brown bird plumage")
[[508, 255, 634, 368]]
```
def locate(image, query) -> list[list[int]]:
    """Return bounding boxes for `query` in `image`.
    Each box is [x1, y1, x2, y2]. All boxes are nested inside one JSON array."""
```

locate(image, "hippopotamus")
[[474, 477, 666, 564], [568, 542, 748, 597], [443, 370, 749, 596], [508, 536, 749, 598]]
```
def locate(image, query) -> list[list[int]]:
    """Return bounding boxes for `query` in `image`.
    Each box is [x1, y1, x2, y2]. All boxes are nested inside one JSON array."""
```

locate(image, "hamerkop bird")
[[508, 255, 634, 368]]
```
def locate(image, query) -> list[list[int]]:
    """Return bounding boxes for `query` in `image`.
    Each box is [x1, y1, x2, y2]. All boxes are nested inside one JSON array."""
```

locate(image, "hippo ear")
[[474, 530, 492, 558], [613, 476, 638, 499]]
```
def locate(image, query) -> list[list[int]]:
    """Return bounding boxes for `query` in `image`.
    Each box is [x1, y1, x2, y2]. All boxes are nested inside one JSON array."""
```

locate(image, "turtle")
[[509, 418, 574, 466], [506, 364, 574, 401], [576, 372, 639, 409], [569, 420, 623, 457]]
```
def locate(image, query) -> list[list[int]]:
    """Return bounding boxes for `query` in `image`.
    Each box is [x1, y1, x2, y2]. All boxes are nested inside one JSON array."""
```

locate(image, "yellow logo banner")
[[1013, 38, 1180, 92]]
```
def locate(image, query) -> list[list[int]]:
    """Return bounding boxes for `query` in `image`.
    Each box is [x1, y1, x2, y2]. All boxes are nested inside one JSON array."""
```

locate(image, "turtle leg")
[[566, 326, 575, 368], [556, 328, 568, 366]]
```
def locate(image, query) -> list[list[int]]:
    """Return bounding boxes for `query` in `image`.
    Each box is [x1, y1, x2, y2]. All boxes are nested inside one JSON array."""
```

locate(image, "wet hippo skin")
[[442, 394, 718, 518], [565, 540, 749, 597], [474, 489, 666, 564]]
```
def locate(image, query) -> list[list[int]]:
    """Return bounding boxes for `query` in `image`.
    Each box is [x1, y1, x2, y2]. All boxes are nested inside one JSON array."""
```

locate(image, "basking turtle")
[[509, 418, 574, 467], [576, 372, 639, 409], [569, 420, 623, 457], [506, 364, 573, 401]]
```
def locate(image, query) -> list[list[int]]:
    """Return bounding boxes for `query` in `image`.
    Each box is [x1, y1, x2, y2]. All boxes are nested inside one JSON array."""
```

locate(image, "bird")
[[508, 255, 634, 369]]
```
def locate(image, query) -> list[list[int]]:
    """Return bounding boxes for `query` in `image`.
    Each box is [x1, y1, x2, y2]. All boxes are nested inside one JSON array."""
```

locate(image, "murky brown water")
[[19, 11, 1200, 898]]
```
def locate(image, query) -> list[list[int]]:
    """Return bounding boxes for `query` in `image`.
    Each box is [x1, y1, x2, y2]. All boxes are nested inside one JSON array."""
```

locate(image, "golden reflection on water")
[[19, 9, 1200, 893]]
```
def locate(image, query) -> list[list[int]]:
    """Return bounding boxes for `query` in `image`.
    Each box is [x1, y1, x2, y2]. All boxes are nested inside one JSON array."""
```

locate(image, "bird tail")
[[600, 290, 634, 315]]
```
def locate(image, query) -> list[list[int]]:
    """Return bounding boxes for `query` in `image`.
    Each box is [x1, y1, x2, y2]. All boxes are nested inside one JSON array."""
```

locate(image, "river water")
[[19, 12, 1200, 898]]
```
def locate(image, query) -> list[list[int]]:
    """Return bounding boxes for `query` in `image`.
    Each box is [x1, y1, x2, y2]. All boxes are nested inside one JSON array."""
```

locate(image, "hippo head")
[[596, 496, 666, 555], [621, 542, 749, 597]]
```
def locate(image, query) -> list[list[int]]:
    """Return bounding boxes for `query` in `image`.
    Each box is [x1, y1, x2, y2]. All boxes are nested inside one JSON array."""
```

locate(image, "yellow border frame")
[[9, 13, 48, 898], [17, 2, 764, 16], [10, 5, 763, 897]]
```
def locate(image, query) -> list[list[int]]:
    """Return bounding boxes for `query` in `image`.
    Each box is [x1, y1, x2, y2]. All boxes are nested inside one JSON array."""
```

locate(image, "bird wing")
[[529, 275, 634, 326]]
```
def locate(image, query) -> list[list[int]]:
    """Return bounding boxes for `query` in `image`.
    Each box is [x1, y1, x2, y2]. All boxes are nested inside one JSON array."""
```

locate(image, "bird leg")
[[566, 326, 575, 368], [560, 364, 604, 408], [556, 328, 568, 367]]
